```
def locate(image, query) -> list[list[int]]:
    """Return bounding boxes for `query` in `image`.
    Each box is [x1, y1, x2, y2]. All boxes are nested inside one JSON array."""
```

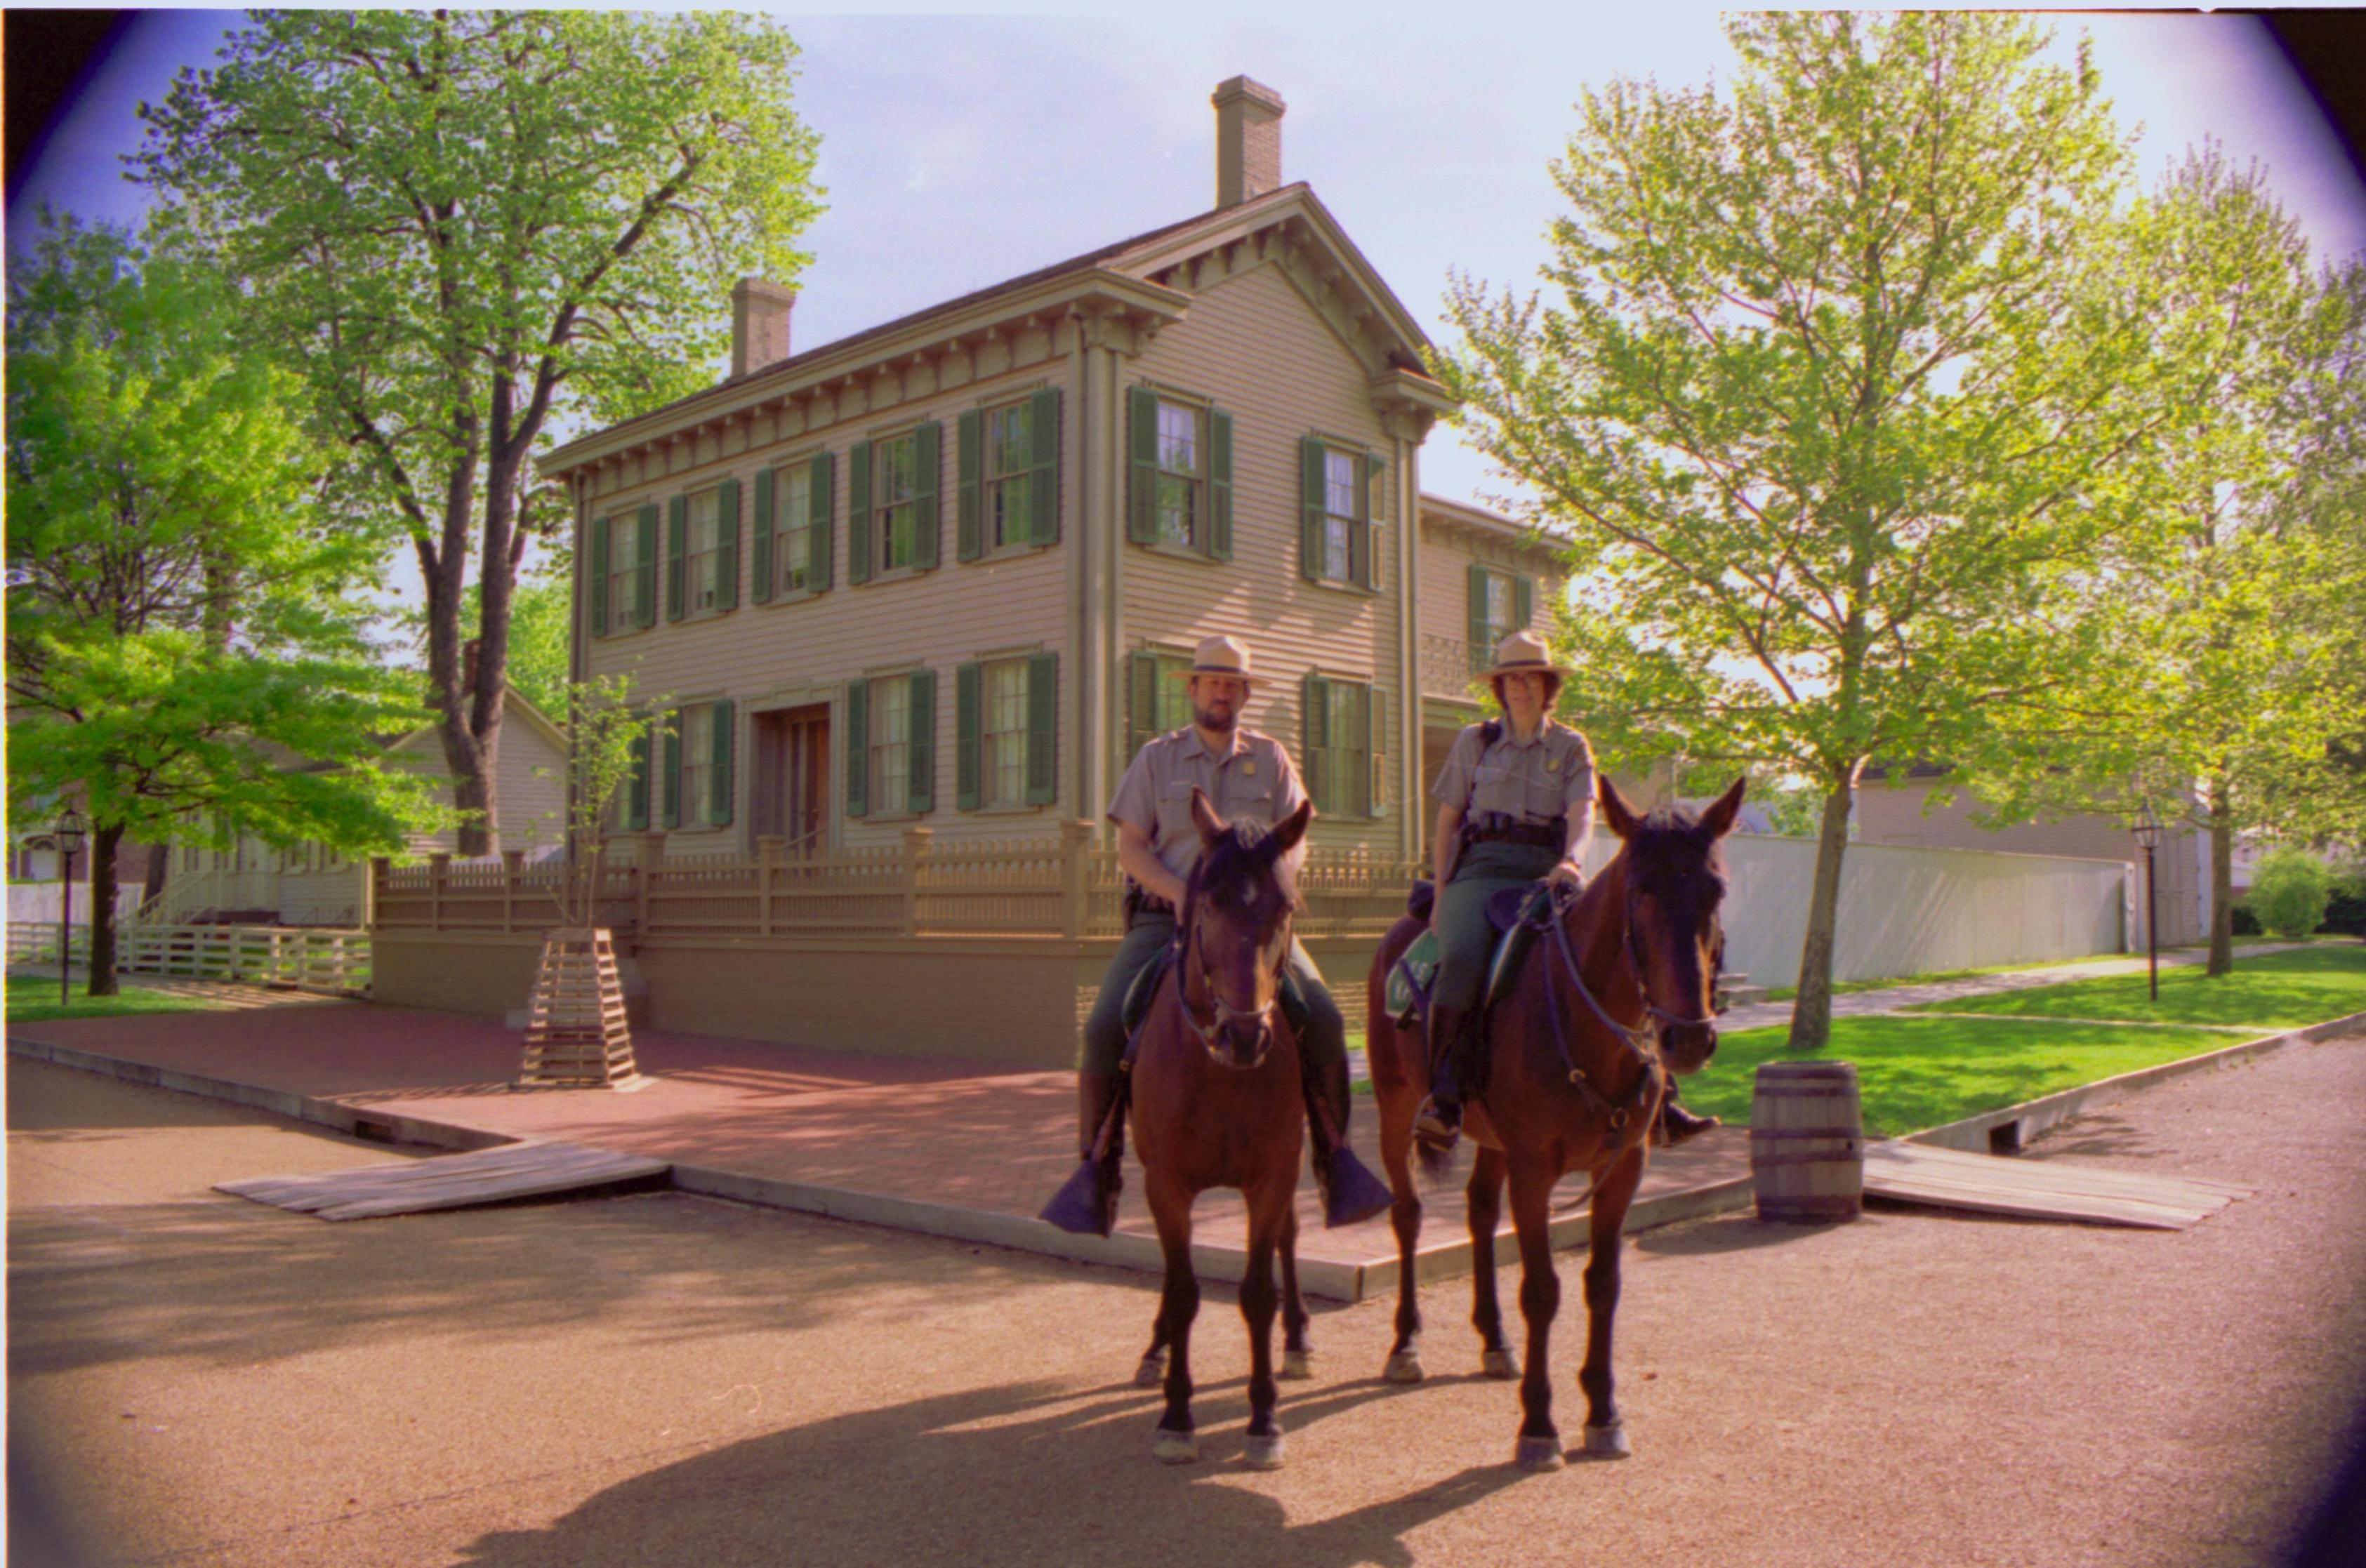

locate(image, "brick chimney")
[[731, 277, 797, 378], [1212, 77, 1285, 209]]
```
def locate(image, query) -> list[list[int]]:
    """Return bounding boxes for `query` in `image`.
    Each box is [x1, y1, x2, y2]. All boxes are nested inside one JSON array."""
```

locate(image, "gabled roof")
[[542, 182, 1453, 479]]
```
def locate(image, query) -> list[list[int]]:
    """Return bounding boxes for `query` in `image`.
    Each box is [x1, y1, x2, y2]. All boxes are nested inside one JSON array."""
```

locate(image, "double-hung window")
[[678, 705, 715, 825], [1301, 437, 1383, 590], [956, 653, 1059, 809], [1127, 387, 1233, 559], [1125, 650, 1198, 759], [845, 668, 937, 818], [869, 675, 911, 812], [1302, 673, 1385, 819], [665, 481, 738, 623], [606, 513, 642, 632], [685, 489, 723, 615], [774, 465, 812, 596], [874, 435, 920, 571], [982, 660, 1029, 806], [847, 425, 941, 583], [986, 404, 1035, 551], [1465, 565, 1536, 676]]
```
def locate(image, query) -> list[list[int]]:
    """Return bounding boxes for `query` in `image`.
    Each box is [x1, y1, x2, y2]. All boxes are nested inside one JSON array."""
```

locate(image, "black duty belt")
[[1465, 814, 1564, 850], [1122, 883, 1176, 927]]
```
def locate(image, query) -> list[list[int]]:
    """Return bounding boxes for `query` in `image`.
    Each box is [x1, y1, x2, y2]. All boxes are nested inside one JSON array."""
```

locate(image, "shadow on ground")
[[456, 1380, 1543, 1568]]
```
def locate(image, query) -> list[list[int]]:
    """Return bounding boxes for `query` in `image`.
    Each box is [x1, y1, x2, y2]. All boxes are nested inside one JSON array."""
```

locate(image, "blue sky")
[[12, 6, 2363, 525]]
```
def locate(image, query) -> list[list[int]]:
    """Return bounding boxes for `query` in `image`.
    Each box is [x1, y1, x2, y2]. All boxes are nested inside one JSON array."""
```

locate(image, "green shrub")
[[2325, 873, 2366, 938], [2249, 848, 2334, 938]]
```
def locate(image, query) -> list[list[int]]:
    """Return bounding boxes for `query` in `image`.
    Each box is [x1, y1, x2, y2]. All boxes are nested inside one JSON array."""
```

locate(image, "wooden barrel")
[[1750, 1061, 1863, 1223]]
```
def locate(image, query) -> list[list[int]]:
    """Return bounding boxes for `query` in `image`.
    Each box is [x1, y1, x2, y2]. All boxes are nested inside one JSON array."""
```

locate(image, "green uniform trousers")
[[1432, 839, 1562, 1017], [1082, 912, 1346, 1086]]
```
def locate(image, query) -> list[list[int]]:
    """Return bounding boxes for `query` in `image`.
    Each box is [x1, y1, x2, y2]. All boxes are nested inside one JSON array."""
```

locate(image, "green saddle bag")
[[1386, 930, 1440, 1030]]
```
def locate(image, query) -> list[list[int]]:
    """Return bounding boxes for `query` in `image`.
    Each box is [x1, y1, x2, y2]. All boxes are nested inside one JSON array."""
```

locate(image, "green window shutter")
[[1361, 452, 1385, 591], [809, 451, 835, 590], [1300, 437, 1327, 583], [1210, 408, 1234, 562], [1128, 387, 1159, 544], [718, 479, 741, 611], [956, 409, 984, 563], [627, 719, 652, 829], [1029, 387, 1061, 545], [848, 440, 873, 583], [588, 514, 611, 638], [635, 505, 659, 627], [710, 698, 735, 826], [1302, 672, 1330, 813], [907, 667, 937, 813], [1368, 686, 1386, 818], [751, 470, 776, 604], [845, 679, 869, 818], [1025, 651, 1057, 805], [955, 661, 982, 810], [1128, 652, 1158, 759], [1514, 573, 1535, 630], [666, 495, 688, 621], [1467, 563, 1492, 658], [913, 422, 941, 571], [661, 708, 682, 829]]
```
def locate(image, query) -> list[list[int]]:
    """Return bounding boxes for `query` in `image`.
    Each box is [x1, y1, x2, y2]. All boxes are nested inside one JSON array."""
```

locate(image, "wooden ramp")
[[219, 1141, 670, 1222], [1862, 1142, 2251, 1230]]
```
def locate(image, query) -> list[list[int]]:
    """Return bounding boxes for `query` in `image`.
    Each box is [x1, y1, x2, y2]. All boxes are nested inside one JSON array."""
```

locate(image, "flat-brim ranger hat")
[[1480, 629, 1575, 681], [1187, 634, 1266, 686]]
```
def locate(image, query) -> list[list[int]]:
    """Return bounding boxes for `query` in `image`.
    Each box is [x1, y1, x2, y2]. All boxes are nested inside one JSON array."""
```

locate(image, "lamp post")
[[2133, 802, 2162, 1002], [55, 804, 87, 1009]]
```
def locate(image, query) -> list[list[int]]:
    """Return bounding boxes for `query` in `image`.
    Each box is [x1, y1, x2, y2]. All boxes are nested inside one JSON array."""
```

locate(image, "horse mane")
[[1181, 818, 1304, 950]]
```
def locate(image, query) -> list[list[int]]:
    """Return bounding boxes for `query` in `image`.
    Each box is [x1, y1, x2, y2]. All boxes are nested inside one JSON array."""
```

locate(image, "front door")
[[753, 705, 831, 856]]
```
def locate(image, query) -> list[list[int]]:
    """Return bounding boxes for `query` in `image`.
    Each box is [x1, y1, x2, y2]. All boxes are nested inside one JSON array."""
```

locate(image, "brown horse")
[[1365, 774, 1743, 1469], [1128, 787, 1316, 1469]]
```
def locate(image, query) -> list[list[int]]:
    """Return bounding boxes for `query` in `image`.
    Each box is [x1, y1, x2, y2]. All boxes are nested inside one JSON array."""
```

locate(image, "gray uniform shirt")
[[1431, 719, 1596, 824], [1107, 726, 1310, 883]]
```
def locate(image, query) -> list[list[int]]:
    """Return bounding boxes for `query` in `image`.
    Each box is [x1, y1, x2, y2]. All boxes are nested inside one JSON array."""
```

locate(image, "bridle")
[[1172, 863, 1292, 1058], [1532, 863, 1719, 1135]]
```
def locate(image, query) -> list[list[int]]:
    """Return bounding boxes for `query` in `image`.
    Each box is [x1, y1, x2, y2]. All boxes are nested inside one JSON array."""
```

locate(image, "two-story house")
[[374, 77, 1571, 1058]]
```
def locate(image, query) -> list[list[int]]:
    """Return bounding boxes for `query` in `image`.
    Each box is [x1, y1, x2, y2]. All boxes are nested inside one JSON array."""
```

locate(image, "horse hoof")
[[1581, 1421, 1632, 1460], [1481, 1348, 1520, 1380], [1383, 1350, 1426, 1385], [1152, 1429, 1199, 1465], [1243, 1433, 1287, 1470], [1281, 1349, 1314, 1381], [1135, 1353, 1166, 1389], [1514, 1435, 1566, 1472]]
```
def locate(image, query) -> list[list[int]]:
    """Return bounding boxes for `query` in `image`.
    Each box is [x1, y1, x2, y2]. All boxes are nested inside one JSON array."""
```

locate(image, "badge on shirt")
[[1244, 761, 1257, 777], [1546, 757, 1561, 773]]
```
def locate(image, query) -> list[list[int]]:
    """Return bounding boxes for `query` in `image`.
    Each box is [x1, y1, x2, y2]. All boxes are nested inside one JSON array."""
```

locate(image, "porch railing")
[[119, 924, 371, 994], [372, 825, 1425, 944]]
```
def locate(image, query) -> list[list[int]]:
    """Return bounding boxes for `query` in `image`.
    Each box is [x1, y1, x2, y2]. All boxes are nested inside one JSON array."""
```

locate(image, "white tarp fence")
[[1575, 834, 2128, 989]]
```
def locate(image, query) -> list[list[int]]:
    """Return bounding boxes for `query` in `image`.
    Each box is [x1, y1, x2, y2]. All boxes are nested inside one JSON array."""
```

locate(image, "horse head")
[[1182, 786, 1310, 1070], [1596, 773, 1745, 1075]]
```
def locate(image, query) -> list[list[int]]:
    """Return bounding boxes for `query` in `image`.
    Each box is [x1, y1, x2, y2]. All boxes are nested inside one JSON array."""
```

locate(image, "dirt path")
[[11, 1035, 2365, 1568]]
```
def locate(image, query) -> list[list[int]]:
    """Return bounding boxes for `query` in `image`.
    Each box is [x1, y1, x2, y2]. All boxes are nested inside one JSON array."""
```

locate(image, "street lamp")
[[54, 804, 87, 1009], [2133, 801, 2162, 1002]]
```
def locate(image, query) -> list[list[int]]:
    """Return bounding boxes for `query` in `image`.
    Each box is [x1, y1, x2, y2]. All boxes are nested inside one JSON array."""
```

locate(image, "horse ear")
[[1597, 773, 1642, 839], [1699, 776, 1748, 839], [1189, 785, 1224, 846], [1267, 798, 1312, 857]]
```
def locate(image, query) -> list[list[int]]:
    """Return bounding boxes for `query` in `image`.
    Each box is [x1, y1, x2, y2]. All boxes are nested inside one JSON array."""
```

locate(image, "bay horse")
[[1365, 774, 1743, 1469], [1128, 787, 1316, 1469]]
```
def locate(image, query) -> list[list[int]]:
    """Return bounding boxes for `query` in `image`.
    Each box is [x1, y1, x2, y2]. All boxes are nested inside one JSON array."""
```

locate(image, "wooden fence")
[[372, 825, 1425, 944], [7, 923, 91, 966], [6, 921, 369, 995]]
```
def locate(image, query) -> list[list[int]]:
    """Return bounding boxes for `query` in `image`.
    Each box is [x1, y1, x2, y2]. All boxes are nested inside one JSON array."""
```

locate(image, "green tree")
[[5, 215, 444, 994], [1969, 154, 2366, 974], [134, 10, 824, 854], [1444, 13, 2156, 1047]]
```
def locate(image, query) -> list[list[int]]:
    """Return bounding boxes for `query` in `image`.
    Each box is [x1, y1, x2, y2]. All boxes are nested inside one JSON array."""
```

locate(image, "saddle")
[[1384, 879, 1556, 1030]]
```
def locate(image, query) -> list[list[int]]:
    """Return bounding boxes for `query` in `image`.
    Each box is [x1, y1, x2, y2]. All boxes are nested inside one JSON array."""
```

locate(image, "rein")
[[1170, 865, 1290, 1055], [1530, 869, 1708, 1136]]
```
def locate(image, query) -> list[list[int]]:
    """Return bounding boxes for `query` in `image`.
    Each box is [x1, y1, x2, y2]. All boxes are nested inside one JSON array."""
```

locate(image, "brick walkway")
[[6, 993, 1752, 1301]]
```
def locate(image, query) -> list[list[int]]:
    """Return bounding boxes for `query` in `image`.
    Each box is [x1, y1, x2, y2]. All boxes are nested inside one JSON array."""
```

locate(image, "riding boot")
[[1039, 1070, 1125, 1237], [1303, 1048, 1392, 1228], [1654, 1079, 1722, 1147], [1410, 1006, 1470, 1151]]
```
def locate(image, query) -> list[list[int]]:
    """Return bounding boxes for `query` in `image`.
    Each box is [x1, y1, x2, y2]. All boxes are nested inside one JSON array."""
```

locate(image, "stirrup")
[[1411, 1096, 1462, 1151]]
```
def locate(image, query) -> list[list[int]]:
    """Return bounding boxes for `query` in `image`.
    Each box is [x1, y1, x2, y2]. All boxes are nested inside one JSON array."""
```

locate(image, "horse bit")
[[1533, 877, 1715, 1134]]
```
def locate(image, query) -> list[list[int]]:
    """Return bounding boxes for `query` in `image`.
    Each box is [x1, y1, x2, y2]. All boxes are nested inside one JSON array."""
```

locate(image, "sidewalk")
[[1714, 942, 2315, 1034], [4, 991, 1752, 1303]]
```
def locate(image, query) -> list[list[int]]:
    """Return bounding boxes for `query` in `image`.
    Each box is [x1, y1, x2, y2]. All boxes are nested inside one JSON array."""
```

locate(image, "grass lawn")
[[1758, 950, 2136, 1002], [1682, 1016, 2245, 1137], [6, 976, 225, 1023], [1899, 943, 2366, 1032]]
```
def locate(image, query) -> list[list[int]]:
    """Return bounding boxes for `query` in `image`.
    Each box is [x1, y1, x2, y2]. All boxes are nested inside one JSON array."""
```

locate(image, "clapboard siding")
[[581, 357, 1080, 852], [395, 714, 569, 858], [1124, 261, 1399, 853]]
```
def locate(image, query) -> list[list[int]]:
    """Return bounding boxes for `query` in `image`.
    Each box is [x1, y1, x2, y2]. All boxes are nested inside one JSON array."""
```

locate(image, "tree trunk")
[[2207, 770, 2234, 976], [1787, 766, 1858, 1051], [88, 820, 124, 997]]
